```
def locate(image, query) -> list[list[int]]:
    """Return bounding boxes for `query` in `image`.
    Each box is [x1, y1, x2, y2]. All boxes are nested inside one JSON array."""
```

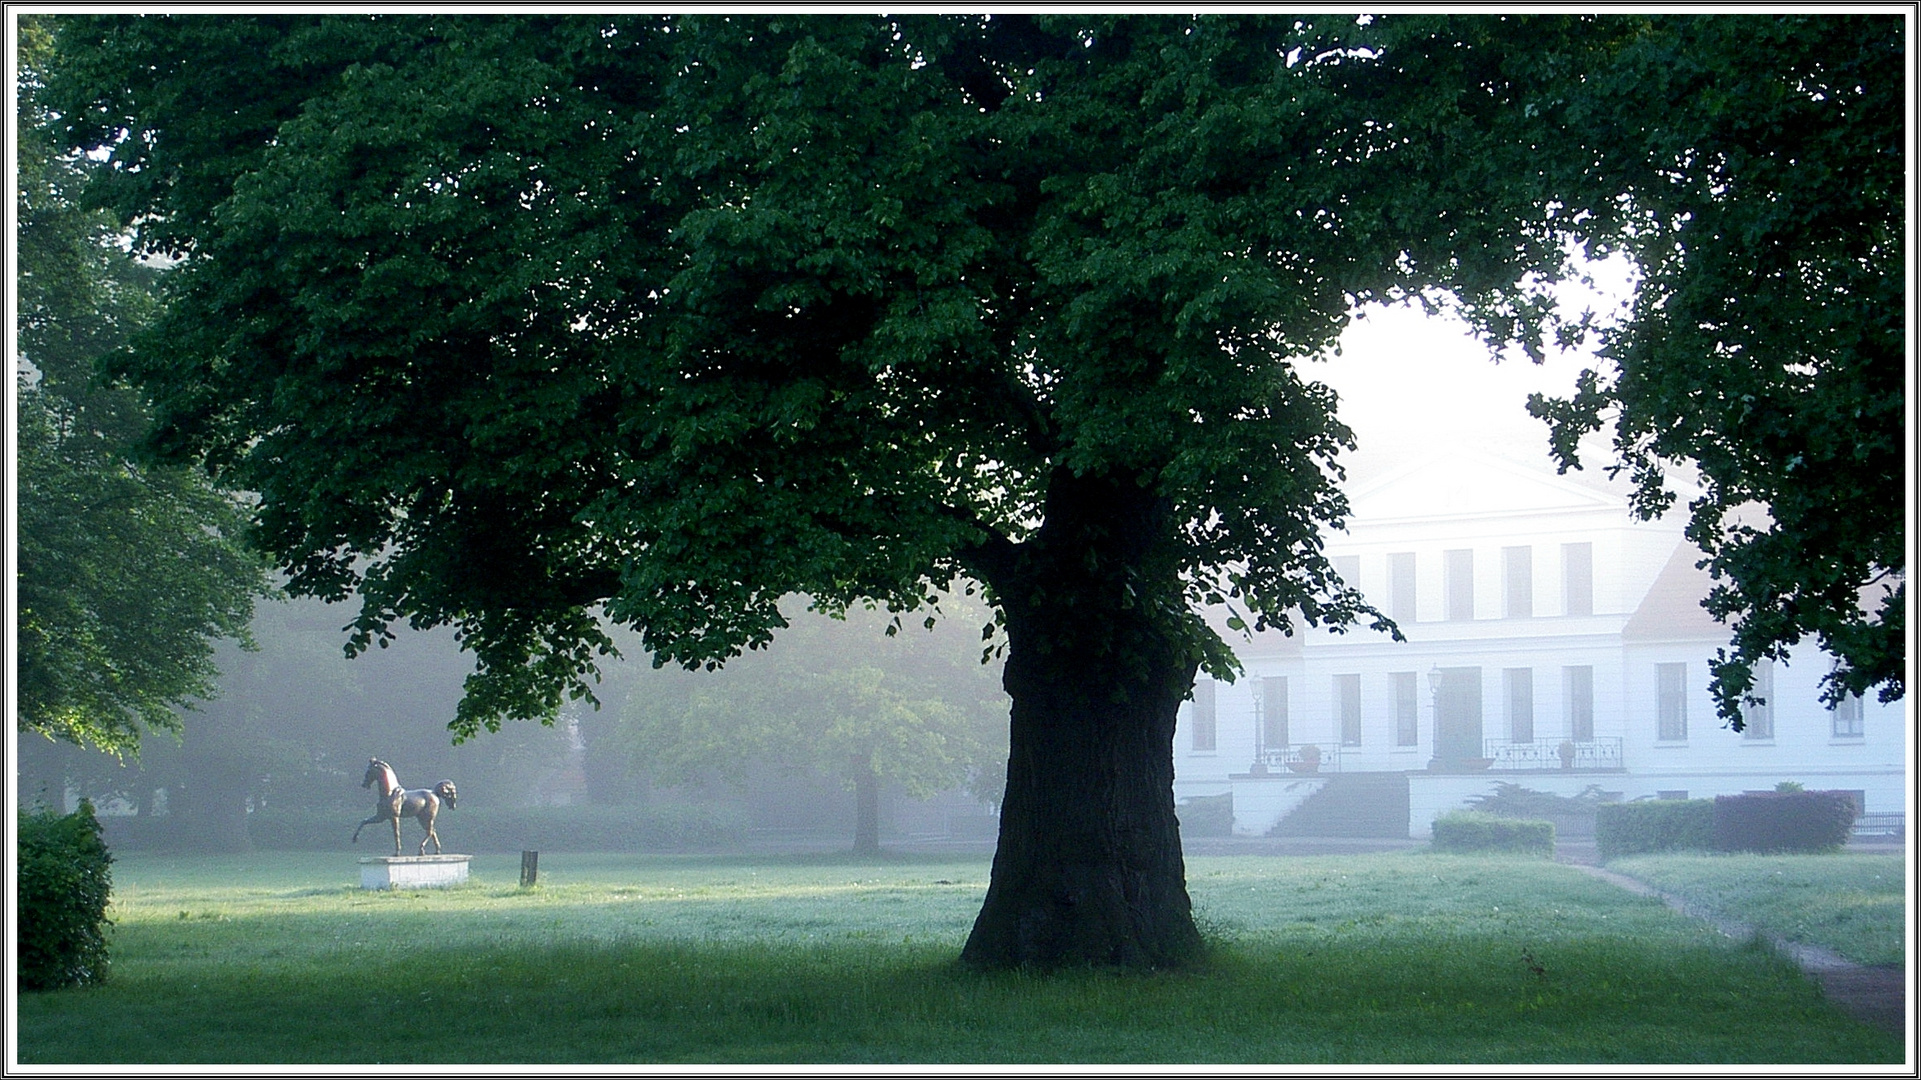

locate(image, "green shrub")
[[1466, 782, 1615, 818], [1595, 799, 1715, 860], [1712, 791, 1857, 854], [1430, 810, 1555, 856], [1176, 793, 1234, 838], [1466, 782, 1617, 839], [17, 802, 114, 991]]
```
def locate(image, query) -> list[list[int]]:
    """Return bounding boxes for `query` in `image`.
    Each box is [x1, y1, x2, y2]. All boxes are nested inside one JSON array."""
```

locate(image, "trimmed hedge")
[[18, 802, 114, 991], [1430, 810, 1555, 856], [1596, 799, 1716, 860], [1713, 790, 1857, 854], [1596, 792, 1860, 860]]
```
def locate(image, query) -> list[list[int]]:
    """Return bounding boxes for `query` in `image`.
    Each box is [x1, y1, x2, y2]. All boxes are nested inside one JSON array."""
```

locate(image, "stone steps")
[[1268, 772, 1411, 839]]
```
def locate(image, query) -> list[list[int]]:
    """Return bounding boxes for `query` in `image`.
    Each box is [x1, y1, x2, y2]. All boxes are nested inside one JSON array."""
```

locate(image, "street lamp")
[[1427, 665, 1444, 764], [1249, 682, 1268, 775]]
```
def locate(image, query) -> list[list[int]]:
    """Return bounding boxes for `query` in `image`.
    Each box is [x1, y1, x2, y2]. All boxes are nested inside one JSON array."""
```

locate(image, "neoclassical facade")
[[1173, 448, 1906, 837]]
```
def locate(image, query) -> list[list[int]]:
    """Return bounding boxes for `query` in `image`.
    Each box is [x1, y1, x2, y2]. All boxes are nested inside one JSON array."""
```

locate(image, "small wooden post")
[[520, 850, 539, 888]]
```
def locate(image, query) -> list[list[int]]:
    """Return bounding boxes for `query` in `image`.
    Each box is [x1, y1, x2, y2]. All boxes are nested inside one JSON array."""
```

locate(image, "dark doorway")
[[1433, 666, 1483, 768]]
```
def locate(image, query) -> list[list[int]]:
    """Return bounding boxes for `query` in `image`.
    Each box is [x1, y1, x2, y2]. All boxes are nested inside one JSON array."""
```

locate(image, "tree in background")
[[1518, 16, 1904, 728], [617, 598, 1007, 854], [15, 15, 268, 757], [42, 13, 1899, 967]]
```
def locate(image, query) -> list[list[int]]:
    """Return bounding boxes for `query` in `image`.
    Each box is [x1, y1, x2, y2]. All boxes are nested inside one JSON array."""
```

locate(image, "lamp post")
[[1249, 682, 1268, 775], [1427, 665, 1444, 770]]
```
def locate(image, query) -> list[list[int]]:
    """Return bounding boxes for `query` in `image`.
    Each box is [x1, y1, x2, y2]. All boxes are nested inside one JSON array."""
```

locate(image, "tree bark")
[[960, 469, 1206, 969]]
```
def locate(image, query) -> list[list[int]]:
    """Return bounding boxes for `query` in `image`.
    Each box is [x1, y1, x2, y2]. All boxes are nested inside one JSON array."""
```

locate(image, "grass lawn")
[[1605, 852, 1906, 967], [13, 849, 1904, 1065]]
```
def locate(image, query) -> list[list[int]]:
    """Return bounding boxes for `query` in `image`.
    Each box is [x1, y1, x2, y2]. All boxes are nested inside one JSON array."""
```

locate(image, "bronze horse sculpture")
[[353, 758, 457, 857]]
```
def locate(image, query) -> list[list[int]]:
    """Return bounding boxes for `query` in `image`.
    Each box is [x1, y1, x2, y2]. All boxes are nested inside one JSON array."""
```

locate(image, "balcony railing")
[[1253, 744, 1343, 774], [1482, 737, 1624, 772]]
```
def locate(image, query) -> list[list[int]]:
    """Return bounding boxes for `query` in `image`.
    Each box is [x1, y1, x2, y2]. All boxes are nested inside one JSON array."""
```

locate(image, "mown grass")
[[14, 850, 1903, 1065], [1606, 852, 1906, 967]]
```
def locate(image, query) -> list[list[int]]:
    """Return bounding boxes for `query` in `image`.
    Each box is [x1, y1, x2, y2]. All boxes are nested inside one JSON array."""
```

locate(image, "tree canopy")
[[43, 13, 1592, 735], [16, 15, 268, 756], [1519, 15, 1905, 727]]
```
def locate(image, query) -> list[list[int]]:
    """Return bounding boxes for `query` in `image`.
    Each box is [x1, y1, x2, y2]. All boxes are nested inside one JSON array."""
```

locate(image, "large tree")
[[15, 15, 267, 757], [44, 13, 1893, 967]]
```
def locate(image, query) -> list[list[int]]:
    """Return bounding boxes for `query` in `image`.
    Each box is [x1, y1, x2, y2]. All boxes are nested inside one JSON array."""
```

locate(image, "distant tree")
[[1519, 15, 1904, 727], [617, 598, 1008, 854], [44, 13, 1890, 967], [15, 15, 268, 757]]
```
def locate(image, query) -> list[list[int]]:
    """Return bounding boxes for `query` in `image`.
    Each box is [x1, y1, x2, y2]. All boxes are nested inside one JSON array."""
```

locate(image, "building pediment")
[[1346, 450, 1627, 524]]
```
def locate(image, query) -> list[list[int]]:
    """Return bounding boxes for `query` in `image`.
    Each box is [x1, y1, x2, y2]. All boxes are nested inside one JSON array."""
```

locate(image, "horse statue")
[[352, 758, 457, 857]]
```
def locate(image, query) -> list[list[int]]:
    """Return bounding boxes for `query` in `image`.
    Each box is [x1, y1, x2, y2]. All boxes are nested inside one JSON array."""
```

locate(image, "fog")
[[16, 589, 1011, 857], [19, 279, 1681, 858]]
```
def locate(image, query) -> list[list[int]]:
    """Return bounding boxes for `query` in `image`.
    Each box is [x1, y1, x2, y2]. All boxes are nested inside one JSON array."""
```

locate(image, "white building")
[[1173, 448, 1906, 839]]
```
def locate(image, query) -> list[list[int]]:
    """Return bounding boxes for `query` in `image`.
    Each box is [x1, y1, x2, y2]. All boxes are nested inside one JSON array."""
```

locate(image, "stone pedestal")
[[359, 854, 471, 890]]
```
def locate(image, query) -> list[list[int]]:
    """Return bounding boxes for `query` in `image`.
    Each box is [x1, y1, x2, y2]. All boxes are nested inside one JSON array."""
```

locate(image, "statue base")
[[359, 854, 471, 890]]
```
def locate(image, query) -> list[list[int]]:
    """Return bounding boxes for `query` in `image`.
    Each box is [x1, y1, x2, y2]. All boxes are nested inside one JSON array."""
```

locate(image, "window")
[[1564, 666, 1594, 741], [1444, 549, 1474, 621], [1503, 546, 1532, 618], [1333, 555, 1360, 592], [1261, 676, 1289, 749], [1388, 552, 1417, 623], [1392, 672, 1418, 746], [1563, 542, 1593, 616], [1742, 660, 1774, 739], [1832, 693, 1865, 738], [1505, 668, 1534, 743], [1657, 663, 1687, 741], [1191, 679, 1216, 752], [1336, 674, 1362, 746]]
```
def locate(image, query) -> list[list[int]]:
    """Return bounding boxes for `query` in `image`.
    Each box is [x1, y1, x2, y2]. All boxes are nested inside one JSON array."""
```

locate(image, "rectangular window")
[[1261, 676, 1289, 749], [1337, 673, 1362, 746], [1191, 678, 1216, 752], [1564, 665, 1594, 742], [1503, 546, 1533, 618], [1563, 542, 1594, 616], [1657, 663, 1687, 741], [1831, 693, 1864, 738], [1742, 660, 1774, 739], [1505, 667, 1534, 743], [1392, 671, 1418, 747], [1388, 552, 1417, 623], [1333, 555, 1360, 592], [1444, 549, 1474, 621]]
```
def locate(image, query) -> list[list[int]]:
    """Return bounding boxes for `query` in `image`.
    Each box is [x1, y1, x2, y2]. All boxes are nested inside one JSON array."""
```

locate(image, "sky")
[[1312, 256, 1639, 486]]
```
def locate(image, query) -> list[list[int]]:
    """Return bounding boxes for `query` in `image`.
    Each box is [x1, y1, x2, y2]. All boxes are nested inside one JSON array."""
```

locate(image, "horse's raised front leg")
[[352, 813, 383, 844]]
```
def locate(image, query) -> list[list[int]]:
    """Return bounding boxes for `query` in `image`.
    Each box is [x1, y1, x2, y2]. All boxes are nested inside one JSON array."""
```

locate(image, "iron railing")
[[1253, 744, 1343, 774], [1482, 737, 1624, 771]]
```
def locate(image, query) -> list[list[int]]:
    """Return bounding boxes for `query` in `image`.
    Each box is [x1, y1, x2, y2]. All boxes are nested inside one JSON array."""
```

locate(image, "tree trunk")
[[960, 469, 1206, 970], [851, 755, 881, 856]]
